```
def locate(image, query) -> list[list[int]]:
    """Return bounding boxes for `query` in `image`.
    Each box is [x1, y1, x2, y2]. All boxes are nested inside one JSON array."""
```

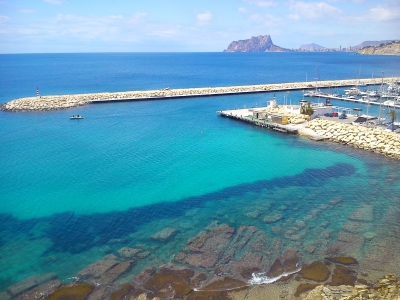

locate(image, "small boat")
[[69, 115, 83, 119]]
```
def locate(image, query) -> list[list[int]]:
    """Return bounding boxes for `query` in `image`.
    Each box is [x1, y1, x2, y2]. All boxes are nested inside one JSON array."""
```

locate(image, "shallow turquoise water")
[[1, 53, 400, 291]]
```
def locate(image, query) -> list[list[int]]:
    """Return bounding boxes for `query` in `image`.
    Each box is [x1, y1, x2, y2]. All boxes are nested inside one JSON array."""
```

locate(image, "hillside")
[[352, 40, 399, 51], [357, 41, 400, 55], [223, 35, 290, 52], [299, 43, 325, 51]]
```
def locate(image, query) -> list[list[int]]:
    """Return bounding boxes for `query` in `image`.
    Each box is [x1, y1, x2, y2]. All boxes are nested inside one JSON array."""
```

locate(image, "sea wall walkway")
[[1, 77, 399, 112]]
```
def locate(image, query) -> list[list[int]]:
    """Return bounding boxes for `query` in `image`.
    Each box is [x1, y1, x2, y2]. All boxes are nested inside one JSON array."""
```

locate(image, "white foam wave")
[[248, 267, 301, 285]]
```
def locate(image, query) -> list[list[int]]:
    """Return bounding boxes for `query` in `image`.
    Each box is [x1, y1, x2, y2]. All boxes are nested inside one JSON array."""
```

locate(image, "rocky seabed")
[[304, 119, 400, 160], [1, 77, 399, 112]]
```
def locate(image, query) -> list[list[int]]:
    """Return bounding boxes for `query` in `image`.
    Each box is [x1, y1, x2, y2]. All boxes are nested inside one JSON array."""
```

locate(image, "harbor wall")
[[2, 77, 399, 112], [303, 119, 400, 159]]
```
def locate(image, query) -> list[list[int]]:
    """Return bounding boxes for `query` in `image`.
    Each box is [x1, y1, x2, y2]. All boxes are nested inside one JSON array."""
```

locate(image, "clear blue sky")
[[1, 0, 399, 53]]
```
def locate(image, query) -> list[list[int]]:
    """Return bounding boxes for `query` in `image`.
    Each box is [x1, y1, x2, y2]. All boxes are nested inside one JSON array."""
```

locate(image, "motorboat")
[[69, 115, 83, 119]]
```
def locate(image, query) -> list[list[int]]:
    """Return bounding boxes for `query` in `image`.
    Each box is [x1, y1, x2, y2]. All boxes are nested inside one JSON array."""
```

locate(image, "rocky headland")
[[223, 35, 290, 52], [357, 41, 400, 55]]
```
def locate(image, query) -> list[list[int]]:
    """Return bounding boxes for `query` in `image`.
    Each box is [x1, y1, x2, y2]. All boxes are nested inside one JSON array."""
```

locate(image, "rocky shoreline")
[[3, 222, 399, 299], [301, 119, 400, 160], [2, 77, 399, 112], [2, 181, 400, 299]]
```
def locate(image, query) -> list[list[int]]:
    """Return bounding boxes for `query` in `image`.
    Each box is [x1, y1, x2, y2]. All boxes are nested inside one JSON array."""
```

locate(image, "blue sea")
[[1, 53, 400, 291]]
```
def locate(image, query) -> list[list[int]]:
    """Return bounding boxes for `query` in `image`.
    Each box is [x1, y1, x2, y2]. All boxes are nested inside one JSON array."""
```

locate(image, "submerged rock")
[[97, 260, 134, 284], [150, 228, 177, 242], [7, 273, 57, 297], [46, 284, 95, 300], [143, 265, 195, 299], [294, 283, 318, 297], [263, 213, 283, 223], [326, 256, 358, 266], [77, 254, 118, 279], [183, 225, 235, 269], [117, 247, 141, 259], [246, 210, 260, 219], [328, 265, 357, 286], [349, 204, 374, 222], [299, 261, 330, 282], [15, 280, 62, 300]]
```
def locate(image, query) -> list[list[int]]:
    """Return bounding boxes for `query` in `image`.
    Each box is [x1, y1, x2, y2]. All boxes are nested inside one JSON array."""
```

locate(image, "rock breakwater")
[[303, 119, 400, 159], [2, 77, 399, 112]]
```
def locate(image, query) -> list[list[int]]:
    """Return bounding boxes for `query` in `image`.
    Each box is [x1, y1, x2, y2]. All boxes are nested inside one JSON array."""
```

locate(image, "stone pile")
[[2, 77, 399, 112], [304, 119, 400, 159]]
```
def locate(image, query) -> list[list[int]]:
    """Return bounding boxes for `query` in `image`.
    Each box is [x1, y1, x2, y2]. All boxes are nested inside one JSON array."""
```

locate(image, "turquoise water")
[[1, 53, 400, 291]]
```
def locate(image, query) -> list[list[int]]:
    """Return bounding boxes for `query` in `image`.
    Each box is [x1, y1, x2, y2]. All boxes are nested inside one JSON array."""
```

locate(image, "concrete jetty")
[[309, 94, 400, 109], [218, 109, 299, 134], [218, 104, 400, 160], [1, 77, 399, 112]]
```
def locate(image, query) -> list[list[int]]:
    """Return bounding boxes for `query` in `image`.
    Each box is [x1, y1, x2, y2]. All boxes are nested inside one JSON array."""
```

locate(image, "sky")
[[0, 0, 399, 53]]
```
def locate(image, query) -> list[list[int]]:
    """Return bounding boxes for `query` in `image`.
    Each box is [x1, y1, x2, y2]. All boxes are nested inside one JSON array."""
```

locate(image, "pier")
[[217, 108, 299, 134], [308, 94, 400, 109], [1, 77, 400, 112]]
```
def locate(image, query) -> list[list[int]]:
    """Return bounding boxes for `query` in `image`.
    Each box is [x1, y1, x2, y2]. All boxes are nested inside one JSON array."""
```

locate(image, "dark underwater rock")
[[7, 273, 57, 297], [97, 260, 134, 284], [326, 256, 358, 266], [150, 228, 177, 242], [77, 254, 118, 279], [327, 265, 357, 286], [45, 284, 95, 300], [299, 261, 330, 282], [15, 280, 62, 300]]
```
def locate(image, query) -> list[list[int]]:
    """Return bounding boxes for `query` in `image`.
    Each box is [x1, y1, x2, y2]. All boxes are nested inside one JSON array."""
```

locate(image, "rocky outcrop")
[[357, 41, 400, 55], [300, 274, 400, 300], [224, 35, 290, 52]]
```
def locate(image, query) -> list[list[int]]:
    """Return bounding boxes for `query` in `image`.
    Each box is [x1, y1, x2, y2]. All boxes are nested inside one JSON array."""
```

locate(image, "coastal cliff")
[[357, 41, 400, 55], [223, 35, 290, 52]]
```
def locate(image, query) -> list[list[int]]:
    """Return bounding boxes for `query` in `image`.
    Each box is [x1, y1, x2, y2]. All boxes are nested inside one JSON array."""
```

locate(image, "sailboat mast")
[[378, 71, 384, 124]]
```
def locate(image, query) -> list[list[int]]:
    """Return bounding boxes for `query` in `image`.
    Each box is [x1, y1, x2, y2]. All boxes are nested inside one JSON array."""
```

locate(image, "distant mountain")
[[223, 35, 291, 52], [299, 43, 325, 51], [353, 40, 399, 51], [357, 41, 400, 56]]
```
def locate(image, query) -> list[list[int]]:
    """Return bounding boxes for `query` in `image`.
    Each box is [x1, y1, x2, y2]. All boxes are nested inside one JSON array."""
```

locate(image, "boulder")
[[263, 213, 283, 223], [150, 228, 177, 242]]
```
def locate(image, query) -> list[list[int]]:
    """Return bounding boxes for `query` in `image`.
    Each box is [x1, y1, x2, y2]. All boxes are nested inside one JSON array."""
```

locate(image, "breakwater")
[[2, 77, 399, 112], [303, 118, 400, 159]]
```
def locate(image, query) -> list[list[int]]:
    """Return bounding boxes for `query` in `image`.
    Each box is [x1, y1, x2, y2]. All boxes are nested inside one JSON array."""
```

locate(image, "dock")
[[2, 77, 400, 112], [308, 94, 400, 109], [217, 109, 299, 134]]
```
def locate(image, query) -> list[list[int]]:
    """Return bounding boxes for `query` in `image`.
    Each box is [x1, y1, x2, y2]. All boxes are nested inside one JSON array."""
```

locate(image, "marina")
[[2, 52, 400, 300], [217, 97, 400, 159]]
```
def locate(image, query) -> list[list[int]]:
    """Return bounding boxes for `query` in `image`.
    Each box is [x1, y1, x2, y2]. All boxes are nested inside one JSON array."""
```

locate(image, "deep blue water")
[[0, 53, 400, 291]]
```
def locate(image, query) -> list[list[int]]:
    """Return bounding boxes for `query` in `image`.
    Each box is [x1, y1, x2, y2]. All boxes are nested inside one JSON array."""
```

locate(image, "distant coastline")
[[223, 35, 400, 53], [357, 41, 400, 56]]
